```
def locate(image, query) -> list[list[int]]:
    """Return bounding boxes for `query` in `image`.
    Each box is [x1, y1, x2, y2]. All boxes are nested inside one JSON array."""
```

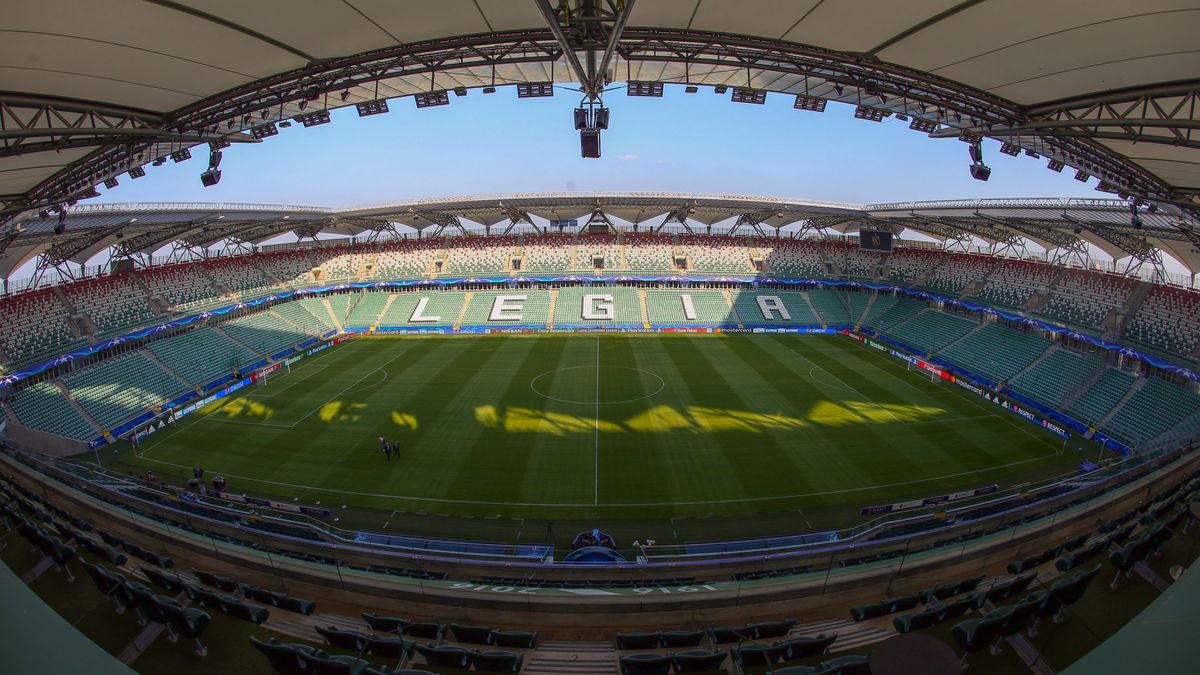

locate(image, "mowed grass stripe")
[[118, 335, 1088, 524]]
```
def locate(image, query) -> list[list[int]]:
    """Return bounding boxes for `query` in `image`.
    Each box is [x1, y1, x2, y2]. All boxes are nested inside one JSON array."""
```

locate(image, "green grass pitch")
[[116, 333, 1089, 543]]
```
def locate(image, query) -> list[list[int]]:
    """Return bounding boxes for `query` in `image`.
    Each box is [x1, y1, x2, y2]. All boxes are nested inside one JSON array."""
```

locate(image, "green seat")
[[777, 633, 837, 660], [660, 629, 704, 647], [249, 636, 317, 675], [472, 650, 524, 673], [619, 653, 672, 675], [894, 605, 943, 633], [672, 649, 727, 673], [751, 619, 796, 639], [414, 643, 478, 668], [491, 629, 538, 648], [616, 631, 661, 649], [951, 610, 1007, 667], [818, 653, 871, 674], [362, 612, 408, 633]]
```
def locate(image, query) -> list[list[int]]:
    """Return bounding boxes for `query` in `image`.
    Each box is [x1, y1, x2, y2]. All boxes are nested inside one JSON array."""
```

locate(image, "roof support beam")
[[533, 0, 592, 95]]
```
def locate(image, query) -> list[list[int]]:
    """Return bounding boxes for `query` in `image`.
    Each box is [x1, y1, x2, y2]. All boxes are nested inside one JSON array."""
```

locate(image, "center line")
[[594, 335, 600, 505]]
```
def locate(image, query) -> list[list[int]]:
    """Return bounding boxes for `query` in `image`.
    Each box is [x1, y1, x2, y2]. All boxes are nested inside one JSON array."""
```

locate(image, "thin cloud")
[[618, 153, 638, 161]]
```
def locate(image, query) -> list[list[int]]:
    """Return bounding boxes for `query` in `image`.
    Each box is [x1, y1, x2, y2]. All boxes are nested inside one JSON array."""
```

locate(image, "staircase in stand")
[[52, 380, 103, 435], [722, 288, 741, 323], [372, 293, 397, 327], [1010, 344, 1057, 382], [934, 319, 986, 355], [213, 325, 266, 360], [1060, 362, 1109, 411], [142, 348, 193, 390], [1096, 377, 1147, 429], [855, 292, 878, 328], [522, 640, 616, 675], [638, 289, 649, 325], [801, 291, 824, 324], [321, 297, 343, 330], [546, 289, 558, 328], [455, 292, 473, 327]]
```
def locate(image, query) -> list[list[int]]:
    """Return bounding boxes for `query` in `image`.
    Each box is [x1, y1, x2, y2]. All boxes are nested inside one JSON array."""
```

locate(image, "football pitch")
[[117, 333, 1090, 542]]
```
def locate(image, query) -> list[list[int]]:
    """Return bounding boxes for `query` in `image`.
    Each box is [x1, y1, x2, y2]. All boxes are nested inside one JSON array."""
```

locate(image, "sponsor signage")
[[861, 484, 999, 515]]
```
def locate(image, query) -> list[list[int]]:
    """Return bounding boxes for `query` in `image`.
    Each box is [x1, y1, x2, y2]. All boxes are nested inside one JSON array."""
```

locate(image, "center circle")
[[530, 365, 666, 405]]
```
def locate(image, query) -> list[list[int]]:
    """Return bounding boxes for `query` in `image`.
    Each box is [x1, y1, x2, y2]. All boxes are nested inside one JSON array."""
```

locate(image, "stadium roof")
[[3, 194, 1199, 280], [2, 1, 1199, 225]]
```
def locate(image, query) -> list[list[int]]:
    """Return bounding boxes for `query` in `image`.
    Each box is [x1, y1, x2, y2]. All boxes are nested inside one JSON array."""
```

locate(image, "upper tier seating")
[[624, 233, 675, 273], [682, 235, 751, 274], [521, 235, 573, 273], [1039, 269, 1132, 332], [460, 291, 550, 325], [975, 259, 1057, 310], [1104, 377, 1200, 447], [1011, 348, 1103, 409], [223, 311, 309, 357], [885, 247, 948, 286], [645, 290, 731, 323], [731, 291, 819, 325], [371, 240, 441, 279], [346, 291, 391, 327], [1124, 285, 1200, 358], [553, 287, 641, 324], [139, 263, 221, 311], [9, 380, 96, 440], [202, 258, 270, 297], [926, 253, 994, 296], [147, 327, 256, 387], [380, 292, 466, 326], [448, 236, 515, 276], [256, 250, 314, 286], [886, 310, 976, 355], [808, 290, 850, 325], [760, 239, 825, 277], [575, 234, 622, 271], [64, 351, 186, 429], [939, 324, 1051, 384], [312, 244, 362, 281], [65, 274, 158, 336], [830, 242, 880, 279], [0, 289, 81, 367], [1068, 368, 1136, 426]]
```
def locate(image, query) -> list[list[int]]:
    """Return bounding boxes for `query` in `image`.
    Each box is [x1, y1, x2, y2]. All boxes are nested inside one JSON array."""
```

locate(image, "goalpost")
[[906, 358, 942, 383], [253, 361, 290, 386]]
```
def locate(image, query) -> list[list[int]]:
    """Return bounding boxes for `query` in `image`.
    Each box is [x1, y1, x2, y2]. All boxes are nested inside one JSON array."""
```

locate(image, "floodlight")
[[295, 110, 331, 127], [1095, 181, 1118, 194], [1047, 159, 1065, 172], [482, 86, 496, 94], [627, 81, 664, 97], [594, 108, 610, 130], [516, 82, 554, 98], [714, 85, 728, 94], [356, 99, 389, 116], [103, 177, 118, 189], [152, 157, 166, 166], [250, 123, 278, 139], [170, 148, 192, 163], [209, 137, 231, 150], [79, 187, 100, 199], [414, 91, 450, 108], [731, 88, 766, 104], [339, 90, 350, 102], [685, 85, 698, 94], [1074, 169, 1090, 182], [128, 166, 145, 179], [793, 95, 826, 112], [999, 142, 1021, 156], [854, 106, 888, 122], [580, 129, 601, 158], [278, 121, 292, 128], [200, 169, 222, 187], [909, 118, 938, 133], [969, 163, 991, 181], [1025, 149, 1040, 158], [453, 87, 468, 97], [574, 108, 589, 130]]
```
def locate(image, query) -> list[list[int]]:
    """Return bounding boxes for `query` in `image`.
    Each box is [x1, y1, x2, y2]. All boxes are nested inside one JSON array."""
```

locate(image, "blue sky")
[[95, 85, 1100, 207]]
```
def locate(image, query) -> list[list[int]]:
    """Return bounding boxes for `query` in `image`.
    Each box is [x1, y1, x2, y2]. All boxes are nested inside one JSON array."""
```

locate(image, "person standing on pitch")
[[379, 435, 387, 450], [383, 442, 391, 462], [391, 440, 399, 460]]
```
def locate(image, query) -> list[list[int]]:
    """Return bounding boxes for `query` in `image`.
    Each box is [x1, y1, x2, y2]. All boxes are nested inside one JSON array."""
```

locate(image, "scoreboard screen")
[[859, 230, 893, 252]]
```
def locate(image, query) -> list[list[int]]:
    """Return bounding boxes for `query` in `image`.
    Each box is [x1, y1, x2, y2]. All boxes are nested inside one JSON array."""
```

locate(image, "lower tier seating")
[[64, 352, 186, 430]]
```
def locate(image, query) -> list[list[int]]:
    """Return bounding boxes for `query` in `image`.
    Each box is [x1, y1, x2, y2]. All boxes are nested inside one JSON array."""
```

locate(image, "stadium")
[[0, 3, 1198, 675]]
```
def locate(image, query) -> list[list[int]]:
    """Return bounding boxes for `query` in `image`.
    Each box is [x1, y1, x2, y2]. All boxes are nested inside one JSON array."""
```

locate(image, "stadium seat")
[[363, 613, 409, 633], [893, 605, 944, 633], [660, 629, 704, 647], [709, 625, 752, 644], [365, 636, 414, 660], [951, 611, 1007, 667], [1109, 535, 1153, 588], [449, 623, 494, 645], [193, 568, 241, 593], [619, 652, 674, 675], [733, 642, 786, 668], [777, 633, 837, 660], [818, 653, 872, 674], [414, 643, 477, 668], [307, 651, 371, 675], [471, 650, 524, 673], [750, 618, 796, 639], [670, 650, 727, 672], [850, 599, 894, 622], [158, 596, 212, 657], [315, 625, 372, 651], [401, 622, 445, 640], [491, 629, 538, 648], [249, 636, 319, 675], [616, 631, 661, 649], [139, 566, 188, 594]]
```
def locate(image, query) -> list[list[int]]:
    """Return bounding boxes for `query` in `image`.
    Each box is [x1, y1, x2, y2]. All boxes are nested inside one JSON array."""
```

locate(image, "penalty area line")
[[790, 348, 907, 424]]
